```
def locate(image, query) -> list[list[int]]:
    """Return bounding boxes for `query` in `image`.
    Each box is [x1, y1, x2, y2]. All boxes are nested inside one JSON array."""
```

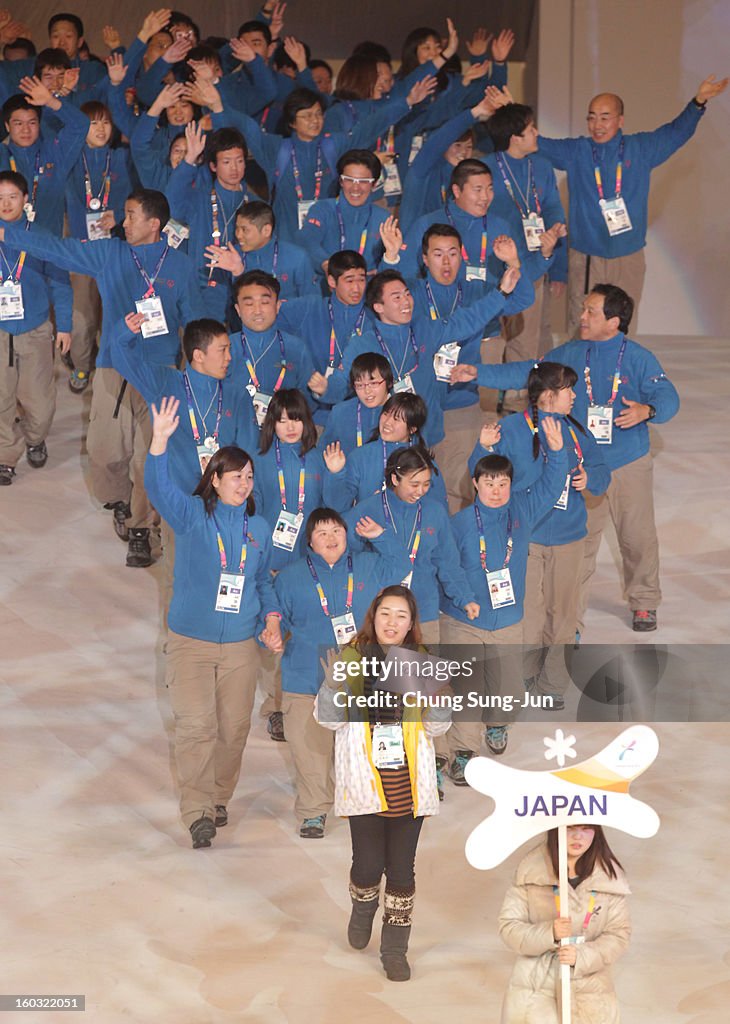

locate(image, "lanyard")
[[275, 438, 306, 514], [182, 372, 222, 443], [326, 299, 344, 370], [239, 239, 280, 279], [0, 244, 27, 282], [424, 280, 462, 321], [523, 414, 585, 468], [376, 125, 396, 155], [291, 142, 323, 203], [335, 198, 370, 254], [584, 339, 626, 407], [568, 426, 583, 465], [10, 151, 41, 212], [474, 504, 513, 571], [307, 554, 353, 618], [210, 187, 240, 246], [591, 138, 624, 201], [446, 206, 487, 265], [553, 887, 597, 931], [129, 244, 169, 299], [212, 511, 248, 574], [373, 324, 418, 379], [82, 150, 111, 210], [241, 330, 287, 393], [523, 410, 548, 462], [495, 153, 542, 218], [356, 401, 364, 447], [382, 493, 422, 565]]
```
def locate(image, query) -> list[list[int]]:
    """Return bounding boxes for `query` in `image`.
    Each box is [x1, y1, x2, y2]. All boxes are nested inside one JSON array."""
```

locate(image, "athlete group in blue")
[[0, 8, 724, 978]]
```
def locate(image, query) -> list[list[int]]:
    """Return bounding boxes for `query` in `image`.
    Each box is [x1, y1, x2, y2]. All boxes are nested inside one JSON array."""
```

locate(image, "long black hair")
[[546, 825, 624, 882], [527, 362, 587, 460], [258, 388, 318, 456]]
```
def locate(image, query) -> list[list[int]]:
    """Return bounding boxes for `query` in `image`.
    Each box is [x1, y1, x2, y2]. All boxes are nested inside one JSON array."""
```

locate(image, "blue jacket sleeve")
[[131, 113, 169, 190], [108, 82, 138, 140], [348, 96, 412, 150], [144, 450, 200, 533], [108, 320, 170, 400], [430, 506, 478, 608], [407, 108, 475, 184], [47, 99, 91, 178], [433, 287, 510, 347], [635, 101, 704, 169], [44, 262, 73, 333], [4, 223, 110, 276], [520, 446, 569, 527], [322, 459, 353, 514], [297, 200, 331, 269], [536, 135, 579, 171], [253, 530, 280, 618], [165, 160, 198, 223], [634, 351, 680, 423], [134, 55, 173, 108]]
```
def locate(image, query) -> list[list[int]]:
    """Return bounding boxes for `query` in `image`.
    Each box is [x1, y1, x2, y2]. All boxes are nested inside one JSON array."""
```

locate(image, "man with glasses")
[[537, 76, 728, 337]]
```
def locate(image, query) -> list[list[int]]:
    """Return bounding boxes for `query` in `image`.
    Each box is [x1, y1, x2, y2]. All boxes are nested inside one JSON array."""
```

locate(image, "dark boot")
[[347, 879, 380, 949], [380, 887, 414, 981]]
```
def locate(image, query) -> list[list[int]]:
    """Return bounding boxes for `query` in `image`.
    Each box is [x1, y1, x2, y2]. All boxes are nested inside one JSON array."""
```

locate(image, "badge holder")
[[297, 200, 315, 229], [0, 280, 24, 320], [372, 723, 405, 768], [554, 474, 571, 510], [331, 611, 357, 647], [466, 264, 487, 282], [393, 373, 415, 395], [252, 391, 272, 427], [523, 213, 545, 251], [136, 295, 169, 339], [196, 436, 219, 474], [599, 197, 632, 236], [86, 212, 112, 241], [401, 570, 413, 589], [433, 342, 460, 383], [382, 160, 402, 197], [215, 573, 245, 613], [272, 510, 304, 551], [486, 567, 516, 609], [163, 218, 190, 249], [587, 404, 613, 445]]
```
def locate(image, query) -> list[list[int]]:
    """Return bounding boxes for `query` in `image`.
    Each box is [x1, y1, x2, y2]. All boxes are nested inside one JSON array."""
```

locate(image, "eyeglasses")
[[354, 378, 386, 391], [340, 175, 375, 185]]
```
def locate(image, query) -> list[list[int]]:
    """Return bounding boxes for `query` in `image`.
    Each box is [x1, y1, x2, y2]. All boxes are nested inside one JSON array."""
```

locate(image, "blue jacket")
[[232, 237, 318, 300], [0, 225, 72, 334], [344, 490, 475, 623], [275, 534, 412, 695], [228, 325, 317, 411], [334, 435, 447, 509], [145, 451, 279, 643], [398, 108, 475, 230], [538, 102, 704, 257], [319, 396, 382, 454], [129, 113, 177, 192], [65, 144, 133, 240], [468, 409, 611, 547], [4, 223, 203, 368], [299, 195, 389, 273], [442, 445, 568, 630]]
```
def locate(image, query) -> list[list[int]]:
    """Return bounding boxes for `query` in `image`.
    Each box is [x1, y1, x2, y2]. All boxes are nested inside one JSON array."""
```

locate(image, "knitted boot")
[[347, 879, 380, 949], [380, 886, 415, 981]]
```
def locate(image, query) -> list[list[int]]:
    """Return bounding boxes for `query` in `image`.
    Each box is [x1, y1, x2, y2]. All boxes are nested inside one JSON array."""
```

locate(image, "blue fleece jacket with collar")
[[332, 435, 447, 510], [0, 225, 72, 334], [319, 396, 382, 454], [228, 325, 317, 412], [65, 144, 133, 240], [298, 195, 389, 273]]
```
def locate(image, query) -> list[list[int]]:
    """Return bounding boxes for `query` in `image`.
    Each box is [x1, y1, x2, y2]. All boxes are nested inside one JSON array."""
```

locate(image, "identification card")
[[486, 567, 516, 609], [554, 473, 571, 510], [331, 611, 357, 647], [86, 212, 111, 241], [433, 342, 460, 383], [297, 200, 315, 230], [272, 509, 304, 551], [382, 160, 402, 197], [408, 134, 424, 166], [372, 723, 405, 768], [252, 390, 272, 427], [401, 570, 413, 589], [215, 572, 245, 613], [325, 365, 335, 378], [24, 202, 36, 223], [393, 373, 415, 395], [466, 264, 487, 282], [599, 197, 632, 236], [163, 217, 190, 249], [0, 280, 24, 320], [196, 436, 219, 473], [136, 295, 169, 339], [587, 404, 613, 444], [522, 213, 546, 251]]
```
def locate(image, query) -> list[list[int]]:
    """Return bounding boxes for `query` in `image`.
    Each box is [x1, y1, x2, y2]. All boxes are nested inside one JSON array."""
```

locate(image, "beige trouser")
[[523, 538, 585, 696], [69, 273, 102, 374], [419, 618, 441, 646], [501, 274, 546, 413], [435, 614, 524, 757], [88, 366, 156, 528], [433, 403, 482, 514], [280, 691, 334, 819], [0, 321, 56, 466], [567, 249, 646, 339], [577, 453, 660, 633], [259, 647, 283, 718], [166, 632, 260, 828]]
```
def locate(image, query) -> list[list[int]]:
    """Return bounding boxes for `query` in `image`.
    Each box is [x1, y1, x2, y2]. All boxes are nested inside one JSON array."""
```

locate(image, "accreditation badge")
[[599, 197, 632, 236], [522, 213, 545, 251], [587, 404, 613, 444], [331, 611, 357, 647], [0, 280, 24, 320], [272, 510, 304, 551], [382, 160, 402, 197], [393, 373, 415, 395], [86, 212, 112, 241], [486, 567, 516, 609], [433, 342, 460, 383], [196, 436, 219, 473], [297, 200, 315, 229], [163, 218, 190, 249], [466, 264, 487, 282], [252, 391, 272, 427], [554, 474, 571, 510], [372, 723, 405, 768], [215, 572, 245, 613], [136, 295, 169, 338]]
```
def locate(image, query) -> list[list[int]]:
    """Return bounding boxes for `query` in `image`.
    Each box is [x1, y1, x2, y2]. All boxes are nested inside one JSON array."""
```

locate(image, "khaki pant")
[[567, 249, 646, 339], [259, 647, 283, 718], [433, 403, 481, 514], [0, 321, 55, 466], [69, 273, 102, 374], [501, 274, 546, 413], [280, 691, 334, 819], [577, 453, 660, 632], [166, 632, 260, 828], [88, 366, 156, 528], [419, 618, 441, 646], [523, 538, 585, 696], [436, 614, 524, 756]]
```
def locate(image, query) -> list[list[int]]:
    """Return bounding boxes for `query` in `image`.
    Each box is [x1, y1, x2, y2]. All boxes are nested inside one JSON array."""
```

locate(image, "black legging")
[[349, 814, 424, 889]]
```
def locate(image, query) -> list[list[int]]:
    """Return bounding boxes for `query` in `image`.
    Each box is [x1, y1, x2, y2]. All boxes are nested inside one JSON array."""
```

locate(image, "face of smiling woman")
[[373, 594, 413, 645]]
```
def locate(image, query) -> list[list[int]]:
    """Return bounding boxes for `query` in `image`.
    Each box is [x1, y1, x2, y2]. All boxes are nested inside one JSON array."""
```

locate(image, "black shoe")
[[214, 805, 228, 828], [126, 528, 153, 568], [267, 710, 285, 742], [104, 501, 132, 541], [26, 442, 48, 468], [190, 816, 216, 849], [0, 464, 15, 486]]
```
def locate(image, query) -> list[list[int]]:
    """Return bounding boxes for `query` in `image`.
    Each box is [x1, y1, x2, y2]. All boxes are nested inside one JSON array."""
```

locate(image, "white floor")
[[1, 334, 729, 1024]]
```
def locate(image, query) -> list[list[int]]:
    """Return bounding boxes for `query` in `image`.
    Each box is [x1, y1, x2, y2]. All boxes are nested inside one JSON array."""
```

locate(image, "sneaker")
[[104, 501, 132, 542], [189, 816, 216, 849], [0, 464, 15, 486], [449, 750, 474, 785], [299, 814, 326, 839], [69, 369, 90, 393], [486, 726, 509, 756], [214, 805, 228, 828], [126, 528, 153, 568], [26, 442, 48, 468], [267, 710, 285, 742], [435, 755, 448, 801], [632, 610, 657, 632]]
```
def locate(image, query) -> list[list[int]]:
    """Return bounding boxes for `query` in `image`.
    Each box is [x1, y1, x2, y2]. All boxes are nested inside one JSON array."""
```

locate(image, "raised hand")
[[323, 442, 346, 474], [139, 8, 171, 43], [407, 74, 438, 108], [187, 59, 215, 84], [541, 416, 564, 451], [162, 36, 192, 64], [124, 311, 147, 334], [204, 242, 243, 275], [472, 85, 503, 119], [283, 36, 307, 72], [185, 74, 221, 111], [539, 221, 568, 259], [379, 214, 403, 260], [695, 74, 729, 104], [0, 11, 31, 45], [466, 27, 492, 58], [480, 421, 502, 449], [462, 61, 492, 87], [441, 17, 459, 60], [269, 2, 287, 41], [492, 28, 516, 62], [150, 395, 181, 447], [62, 67, 80, 95], [498, 265, 521, 294], [19, 76, 54, 107], [230, 36, 256, 64], [102, 25, 122, 50], [484, 84, 514, 110], [450, 363, 477, 384], [355, 515, 385, 540], [493, 234, 520, 267], [308, 371, 328, 396], [184, 120, 206, 164], [106, 53, 127, 87], [148, 80, 185, 115]]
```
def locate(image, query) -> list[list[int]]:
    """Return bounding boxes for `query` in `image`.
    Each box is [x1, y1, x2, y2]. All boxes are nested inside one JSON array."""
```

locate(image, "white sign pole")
[[558, 823, 571, 1024]]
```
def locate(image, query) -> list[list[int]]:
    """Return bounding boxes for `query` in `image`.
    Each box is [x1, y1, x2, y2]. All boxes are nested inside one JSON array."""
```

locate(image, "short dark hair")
[[126, 188, 170, 229], [450, 158, 492, 191], [309, 59, 333, 76], [34, 47, 71, 76], [238, 20, 272, 45], [306, 507, 347, 547], [204, 127, 248, 165], [350, 352, 393, 390], [473, 454, 513, 482], [182, 318, 228, 364], [80, 100, 113, 125], [168, 11, 200, 42], [591, 284, 634, 334], [233, 269, 281, 301], [328, 250, 367, 281], [337, 148, 381, 181], [421, 223, 462, 256], [334, 55, 378, 102], [365, 269, 406, 312], [274, 41, 311, 75], [0, 170, 28, 194], [385, 445, 435, 490], [3, 96, 37, 123], [258, 389, 318, 456], [193, 446, 255, 516], [4, 38, 36, 59], [48, 13, 84, 38], [236, 200, 275, 232], [399, 27, 440, 78], [282, 87, 321, 136], [487, 103, 535, 152], [186, 43, 220, 65], [376, 393, 428, 443], [351, 41, 391, 64]]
